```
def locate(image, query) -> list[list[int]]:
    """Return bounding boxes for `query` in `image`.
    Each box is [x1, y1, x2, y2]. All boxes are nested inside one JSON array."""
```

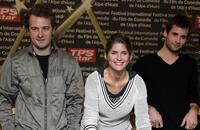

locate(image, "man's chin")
[[34, 44, 51, 50]]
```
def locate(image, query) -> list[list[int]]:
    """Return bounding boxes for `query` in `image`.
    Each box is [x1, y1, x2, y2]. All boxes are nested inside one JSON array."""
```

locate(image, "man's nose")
[[38, 29, 44, 37], [176, 37, 181, 44]]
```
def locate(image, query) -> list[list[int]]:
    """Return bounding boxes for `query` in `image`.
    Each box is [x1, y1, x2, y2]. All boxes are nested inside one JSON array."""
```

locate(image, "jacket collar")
[[27, 41, 59, 56]]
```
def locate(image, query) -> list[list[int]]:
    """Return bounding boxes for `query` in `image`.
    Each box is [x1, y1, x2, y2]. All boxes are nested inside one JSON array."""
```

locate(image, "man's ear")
[[104, 52, 107, 60], [163, 29, 167, 38], [26, 28, 30, 36], [52, 27, 56, 35], [130, 52, 133, 61]]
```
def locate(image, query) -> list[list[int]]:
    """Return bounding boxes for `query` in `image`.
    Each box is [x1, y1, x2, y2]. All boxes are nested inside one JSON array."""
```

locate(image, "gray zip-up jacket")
[[0, 44, 84, 130]]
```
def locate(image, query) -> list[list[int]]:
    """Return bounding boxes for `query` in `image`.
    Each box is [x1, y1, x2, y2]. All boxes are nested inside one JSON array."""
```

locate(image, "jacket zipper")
[[44, 54, 51, 130], [34, 51, 50, 130], [44, 78, 48, 130], [38, 59, 48, 130], [38, 58, 48, 130]]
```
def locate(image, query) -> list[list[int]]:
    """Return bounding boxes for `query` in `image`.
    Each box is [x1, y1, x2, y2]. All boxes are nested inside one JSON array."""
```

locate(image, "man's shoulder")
[[57, 49, 79, 67], [133, 53, 157, 71], [136, 53, 157, 63], [57, 49, 76, 61], [10, 47, 29, 60], [180, 54, 197, 64]]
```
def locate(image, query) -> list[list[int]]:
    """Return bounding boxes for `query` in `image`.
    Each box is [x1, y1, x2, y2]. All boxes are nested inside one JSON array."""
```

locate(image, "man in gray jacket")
[[0, 4, 84, 130]]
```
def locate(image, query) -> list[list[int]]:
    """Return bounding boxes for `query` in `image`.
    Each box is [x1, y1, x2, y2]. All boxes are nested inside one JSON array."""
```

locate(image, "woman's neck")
[[105, 67, 127, 81], [104, 67, 128, 94]]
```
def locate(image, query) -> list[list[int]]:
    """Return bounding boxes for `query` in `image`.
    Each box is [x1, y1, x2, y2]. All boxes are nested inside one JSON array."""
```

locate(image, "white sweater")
[[81, 69, 151, 130]]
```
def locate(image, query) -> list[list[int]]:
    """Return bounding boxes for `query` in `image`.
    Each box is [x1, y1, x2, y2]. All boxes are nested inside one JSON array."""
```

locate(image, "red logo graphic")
[[68, 48, 96, 63], [0, 6, 20, 22], [195, 15, 200, 30]]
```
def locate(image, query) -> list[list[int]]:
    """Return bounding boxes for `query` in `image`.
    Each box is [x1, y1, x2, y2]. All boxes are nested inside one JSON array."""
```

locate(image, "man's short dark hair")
[[24, 4, 56, 29], [165, 14, 192, 35]]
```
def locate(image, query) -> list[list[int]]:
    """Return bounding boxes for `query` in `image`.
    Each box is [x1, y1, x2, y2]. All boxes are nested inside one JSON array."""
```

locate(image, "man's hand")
[[180, 103, 198, 130], [148, 105, 163, 128]]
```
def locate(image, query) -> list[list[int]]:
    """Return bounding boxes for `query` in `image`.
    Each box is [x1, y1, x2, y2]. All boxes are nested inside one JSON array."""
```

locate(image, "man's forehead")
[[170, 25, 189, 34], [29, 16, 51, 27]]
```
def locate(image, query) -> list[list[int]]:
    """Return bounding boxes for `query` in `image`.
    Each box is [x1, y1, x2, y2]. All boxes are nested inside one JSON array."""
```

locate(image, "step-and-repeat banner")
[[0, 0, 200, 89]]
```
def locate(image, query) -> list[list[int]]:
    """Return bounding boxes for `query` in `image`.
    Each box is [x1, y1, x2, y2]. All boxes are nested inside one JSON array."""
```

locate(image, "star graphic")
[[66, 5, 74, 14], [14, 0, 27, 14]]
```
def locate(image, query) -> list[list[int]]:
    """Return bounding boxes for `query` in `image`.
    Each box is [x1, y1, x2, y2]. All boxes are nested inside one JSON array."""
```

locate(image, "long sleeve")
[[82, 72, 99, 130], [0, 57, 19, 130], [134, 75, 151, 130], [65, 61, 85, 130], [187, 59, 199, 105]]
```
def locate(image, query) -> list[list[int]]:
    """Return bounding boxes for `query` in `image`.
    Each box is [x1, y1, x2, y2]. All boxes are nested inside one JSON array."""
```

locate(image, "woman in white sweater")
[[81, 33, 151, 130]]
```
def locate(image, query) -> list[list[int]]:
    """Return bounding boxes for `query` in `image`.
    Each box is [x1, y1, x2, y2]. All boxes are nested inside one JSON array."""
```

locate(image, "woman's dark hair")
[[24, 4, 56, 29], [105, 33, 132, 55]]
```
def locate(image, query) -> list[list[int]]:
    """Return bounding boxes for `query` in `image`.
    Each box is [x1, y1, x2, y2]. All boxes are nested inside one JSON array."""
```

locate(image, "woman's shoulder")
[[86, 69, 102, 81]]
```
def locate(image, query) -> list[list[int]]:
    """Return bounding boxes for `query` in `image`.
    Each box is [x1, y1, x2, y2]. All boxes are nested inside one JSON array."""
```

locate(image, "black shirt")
[[36, 55, 50, 79], [133, 53, 199, 130]]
